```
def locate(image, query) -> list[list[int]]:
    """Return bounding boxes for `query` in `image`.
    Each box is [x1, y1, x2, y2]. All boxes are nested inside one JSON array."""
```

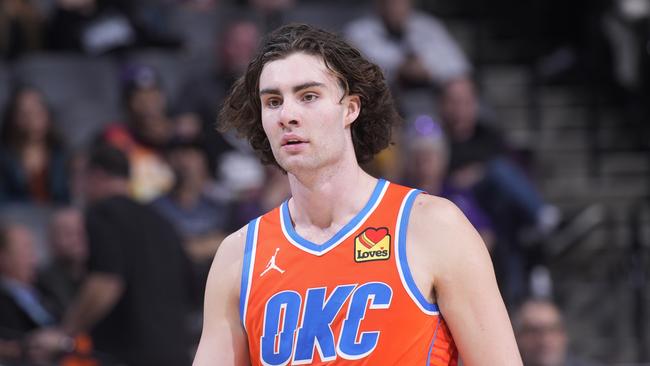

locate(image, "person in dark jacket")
[[30, 145, 193, 366]]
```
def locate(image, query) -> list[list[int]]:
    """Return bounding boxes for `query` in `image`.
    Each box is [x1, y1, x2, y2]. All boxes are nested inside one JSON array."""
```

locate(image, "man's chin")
[[278, 158, 315, 175]]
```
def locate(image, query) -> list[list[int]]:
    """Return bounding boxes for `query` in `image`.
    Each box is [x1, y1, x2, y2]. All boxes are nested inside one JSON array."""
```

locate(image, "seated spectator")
[[45, 0, 181, 55], [345, 0, 470, 90], [514, 298, 601, 366], [38, 207, 88, 320], [151, 142, 228, 296], [440, 77, 560, 236], [0, 0, 44, 60], [439, 77, 562, 305], [0, 86, 69, 205], [219, 161, 291, 233], [401, 117, 496, 252], [0, 221, 57, 363], [176, 16, 262, 173], [99, 65, 174, 202]]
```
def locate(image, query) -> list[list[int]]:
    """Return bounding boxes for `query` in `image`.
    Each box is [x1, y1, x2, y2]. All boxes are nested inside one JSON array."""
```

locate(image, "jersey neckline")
[[279, 179, 389, 256]]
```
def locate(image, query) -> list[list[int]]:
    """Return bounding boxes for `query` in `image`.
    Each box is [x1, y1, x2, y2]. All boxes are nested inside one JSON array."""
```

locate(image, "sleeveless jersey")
[[240, 179, 458, 365]]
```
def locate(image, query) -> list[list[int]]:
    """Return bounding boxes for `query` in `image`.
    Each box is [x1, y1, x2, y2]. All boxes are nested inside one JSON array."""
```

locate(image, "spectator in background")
[[513, 298, 600, 366], [210, 149, 290, 233], [31, 145, 192, 366], [0, 86, 69, 205], [401, 117, 496, 252], [99, 65, 174, 202], [439, 77, 562, 305], [151, 141, 228, 298], [345, 0, 470, 90], [176, 17, 262, 173], [0, 222, 57, 363], [237, 0, 295, 31], [38, 207, 88, 320], [440, 77, 560, 236], [46, 0, 181, 55], [0, 0, 43, 60]]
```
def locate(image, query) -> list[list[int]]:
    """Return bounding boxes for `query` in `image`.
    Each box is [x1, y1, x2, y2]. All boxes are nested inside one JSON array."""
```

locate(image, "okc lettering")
[[260, 282, 393, 365]]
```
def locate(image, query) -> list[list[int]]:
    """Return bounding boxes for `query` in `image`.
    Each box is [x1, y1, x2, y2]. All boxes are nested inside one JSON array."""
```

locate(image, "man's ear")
[[344, 95, 361, 127]]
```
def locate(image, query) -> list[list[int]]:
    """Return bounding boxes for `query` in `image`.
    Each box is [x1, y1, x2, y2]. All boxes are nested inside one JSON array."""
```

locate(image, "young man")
[[194, 24, 522, 365]]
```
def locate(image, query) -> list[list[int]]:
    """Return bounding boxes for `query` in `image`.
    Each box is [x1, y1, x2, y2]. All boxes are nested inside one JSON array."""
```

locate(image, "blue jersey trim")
[[426, 317, 442, 365], [280, 179, 387, 253], [398, 190, 440, 313], [239, 217, 259, 327]]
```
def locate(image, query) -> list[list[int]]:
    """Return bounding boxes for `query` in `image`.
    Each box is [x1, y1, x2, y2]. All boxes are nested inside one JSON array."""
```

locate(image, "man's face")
[[259, 53, 359, 174], [82, 167, 108, 204], [168, 147, 207, 189], [440, 78, 478, 141], [0, 226, 38, 284], [516, 302, 568, 366], [15, 89, 50, 141], [128, 87, 170, 145], [49, 209, 88, 264], [222, 21, 260, 75], [378, 0, 412, 32], [409, 142, 447, 188]]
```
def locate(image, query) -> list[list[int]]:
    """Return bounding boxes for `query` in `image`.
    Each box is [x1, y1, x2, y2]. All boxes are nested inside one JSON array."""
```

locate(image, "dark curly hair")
[[218, 23, 401, 167]]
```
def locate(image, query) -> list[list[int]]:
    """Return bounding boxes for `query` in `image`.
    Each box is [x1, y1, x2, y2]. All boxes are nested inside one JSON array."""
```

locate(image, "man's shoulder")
[[410, 193, 465, 224], [216, 225, 249, 264], [407, 193, 479, 252]]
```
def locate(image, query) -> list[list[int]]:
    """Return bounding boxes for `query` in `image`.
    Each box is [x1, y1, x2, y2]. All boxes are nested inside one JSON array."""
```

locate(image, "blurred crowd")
[[1, 0, 648, 364]]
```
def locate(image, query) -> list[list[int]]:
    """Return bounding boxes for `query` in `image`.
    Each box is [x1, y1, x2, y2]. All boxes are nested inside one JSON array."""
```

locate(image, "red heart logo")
[[363, 227, 388, 245]]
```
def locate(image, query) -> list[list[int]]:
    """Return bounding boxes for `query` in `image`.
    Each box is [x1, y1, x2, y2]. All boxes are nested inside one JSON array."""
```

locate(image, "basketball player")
[[194, 24, 522, 365]]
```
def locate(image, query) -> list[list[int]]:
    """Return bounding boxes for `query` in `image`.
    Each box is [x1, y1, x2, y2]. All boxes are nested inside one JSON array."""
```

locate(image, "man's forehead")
[[259, 53, 339, 91]]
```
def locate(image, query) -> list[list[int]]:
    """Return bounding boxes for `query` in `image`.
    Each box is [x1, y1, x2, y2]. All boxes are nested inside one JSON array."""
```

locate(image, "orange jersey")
[[240, 179, 458, 365]]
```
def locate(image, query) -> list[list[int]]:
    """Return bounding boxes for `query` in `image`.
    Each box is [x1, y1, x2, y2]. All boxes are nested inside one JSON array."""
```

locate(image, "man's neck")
[[286, 157, 377, 237]]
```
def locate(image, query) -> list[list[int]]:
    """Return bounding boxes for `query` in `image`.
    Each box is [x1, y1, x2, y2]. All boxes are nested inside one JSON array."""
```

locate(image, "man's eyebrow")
[[259, 82, 325, 96], [292, 81, 325, 93], [259, 87, 280, 96]]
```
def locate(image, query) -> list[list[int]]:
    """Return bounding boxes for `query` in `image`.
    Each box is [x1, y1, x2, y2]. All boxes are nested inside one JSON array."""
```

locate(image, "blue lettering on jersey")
[[292, 285, 356, 364], [261, 291, 301, 366], [260, 282, 392, 365], [338, 282, 393, 359]]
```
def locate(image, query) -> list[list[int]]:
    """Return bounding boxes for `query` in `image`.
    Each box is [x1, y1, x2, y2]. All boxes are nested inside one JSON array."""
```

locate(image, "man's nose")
[[278, 99, 299, 127]]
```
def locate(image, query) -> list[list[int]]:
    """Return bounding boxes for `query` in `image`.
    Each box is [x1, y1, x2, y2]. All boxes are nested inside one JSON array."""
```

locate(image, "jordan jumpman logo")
[[260, 248, 285, 277]]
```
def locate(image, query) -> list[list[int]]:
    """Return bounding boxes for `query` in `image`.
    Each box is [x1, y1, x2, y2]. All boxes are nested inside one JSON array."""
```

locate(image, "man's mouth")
[[281, 135, 308, 146]]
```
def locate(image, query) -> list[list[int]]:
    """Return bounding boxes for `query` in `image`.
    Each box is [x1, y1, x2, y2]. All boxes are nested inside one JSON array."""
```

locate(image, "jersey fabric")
[[240, 179, 458, 365]]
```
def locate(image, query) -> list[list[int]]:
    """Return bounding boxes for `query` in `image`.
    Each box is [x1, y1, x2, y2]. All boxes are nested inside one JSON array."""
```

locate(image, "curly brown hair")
[[218, 23, 401, 167]]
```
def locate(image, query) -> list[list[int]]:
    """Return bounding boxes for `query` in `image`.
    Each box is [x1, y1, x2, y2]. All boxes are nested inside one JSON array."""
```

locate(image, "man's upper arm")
[[411, 195, 522, 365], [193, 227, 250, 366]]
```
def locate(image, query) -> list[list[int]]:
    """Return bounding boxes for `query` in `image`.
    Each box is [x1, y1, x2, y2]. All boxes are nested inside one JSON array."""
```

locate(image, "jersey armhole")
[[239, 217, 260, 329], [395, 189, 440, 315]]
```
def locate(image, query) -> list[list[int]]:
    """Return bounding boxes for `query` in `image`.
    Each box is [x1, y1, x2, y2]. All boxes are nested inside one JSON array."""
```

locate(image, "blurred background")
[[0, 0, 648, 365]]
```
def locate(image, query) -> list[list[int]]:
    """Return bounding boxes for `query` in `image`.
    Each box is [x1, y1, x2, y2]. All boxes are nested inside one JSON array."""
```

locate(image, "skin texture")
[[193, 52, 522, 365]]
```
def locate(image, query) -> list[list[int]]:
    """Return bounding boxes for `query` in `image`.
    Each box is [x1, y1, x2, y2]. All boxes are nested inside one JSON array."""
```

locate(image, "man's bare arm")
[[193, 227, 250, 366], [410, 195, 522, 365], [27, 273, 124, 360], [62, 273, 124, 335]]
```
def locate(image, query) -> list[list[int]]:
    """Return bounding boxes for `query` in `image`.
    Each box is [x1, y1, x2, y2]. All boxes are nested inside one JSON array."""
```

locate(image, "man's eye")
[[303, 94, 317, 102], [266, 99, 281, 108]]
